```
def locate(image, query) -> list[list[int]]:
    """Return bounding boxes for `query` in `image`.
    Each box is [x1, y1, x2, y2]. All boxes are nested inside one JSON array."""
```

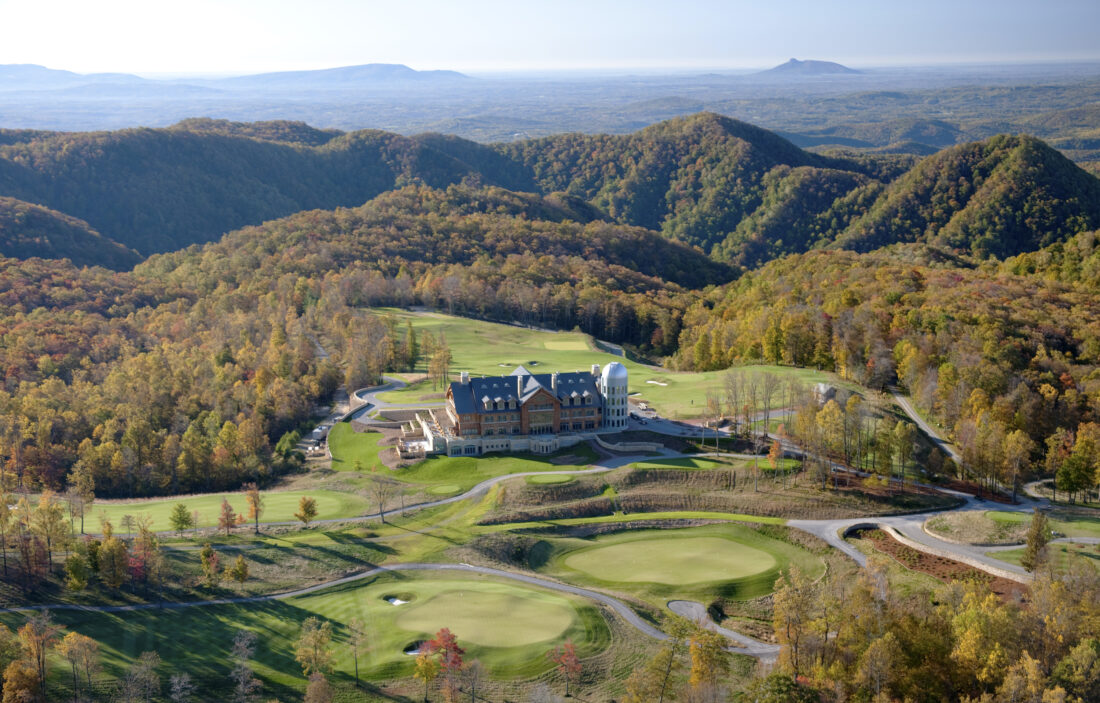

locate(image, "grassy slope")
[[88, 489, 371, 532], [326, 424, 385, 471], [388, 445, 598, 493]]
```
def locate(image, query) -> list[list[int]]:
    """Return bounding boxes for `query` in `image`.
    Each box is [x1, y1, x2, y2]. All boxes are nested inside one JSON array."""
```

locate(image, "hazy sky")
[[1, 0, 1098, 75]]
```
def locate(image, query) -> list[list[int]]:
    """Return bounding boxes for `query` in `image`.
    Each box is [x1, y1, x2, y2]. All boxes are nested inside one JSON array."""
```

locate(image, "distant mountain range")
[[0, 63, 471, 94], [758, 58, 860, 76]]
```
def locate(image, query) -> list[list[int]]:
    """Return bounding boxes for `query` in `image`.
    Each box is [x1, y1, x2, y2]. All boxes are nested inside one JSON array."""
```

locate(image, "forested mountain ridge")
[[0, 113, 1099, 268], [833, 134, 1100, 258], [495, 112, 864, 255], [0, 126, 526, 255], [0, 196, 140, 269]]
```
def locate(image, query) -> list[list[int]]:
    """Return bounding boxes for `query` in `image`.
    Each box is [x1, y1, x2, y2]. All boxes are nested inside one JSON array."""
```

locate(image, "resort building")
[[419, 362, 629, 456]]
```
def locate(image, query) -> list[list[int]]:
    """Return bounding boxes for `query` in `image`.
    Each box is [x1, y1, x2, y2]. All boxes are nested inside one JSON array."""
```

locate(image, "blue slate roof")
[[448, 367, 603, 415]]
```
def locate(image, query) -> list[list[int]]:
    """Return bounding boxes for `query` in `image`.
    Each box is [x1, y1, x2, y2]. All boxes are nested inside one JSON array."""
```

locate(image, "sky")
[[0, 0, 1098, 76]]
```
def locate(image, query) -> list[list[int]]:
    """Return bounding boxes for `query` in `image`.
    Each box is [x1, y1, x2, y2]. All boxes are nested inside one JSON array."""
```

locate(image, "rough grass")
[[326, 424, 385, 471]]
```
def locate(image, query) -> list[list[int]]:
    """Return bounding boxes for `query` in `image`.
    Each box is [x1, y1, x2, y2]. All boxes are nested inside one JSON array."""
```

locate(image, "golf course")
[[7, 572, 611, 690], [368, 309, 841, 418]]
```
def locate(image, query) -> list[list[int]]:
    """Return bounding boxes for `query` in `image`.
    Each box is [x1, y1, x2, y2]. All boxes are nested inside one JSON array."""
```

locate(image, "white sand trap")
[[647, 380, 668, 386], [385, 597, 409, 605]]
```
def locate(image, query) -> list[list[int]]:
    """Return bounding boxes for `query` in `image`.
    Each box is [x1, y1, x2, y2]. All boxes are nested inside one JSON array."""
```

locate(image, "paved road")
[[790, 489, 1038, 580], [668, 600, 779, 660], [891, 389, 962, 466], [350, 376, 445, 422]]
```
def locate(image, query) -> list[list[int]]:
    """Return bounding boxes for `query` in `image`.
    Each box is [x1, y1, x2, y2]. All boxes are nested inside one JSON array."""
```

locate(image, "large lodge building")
[[437, 362, 629, 456]]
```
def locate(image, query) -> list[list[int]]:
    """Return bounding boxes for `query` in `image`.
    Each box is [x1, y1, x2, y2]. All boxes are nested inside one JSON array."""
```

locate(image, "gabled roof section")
[[509, 365, 533, 377]]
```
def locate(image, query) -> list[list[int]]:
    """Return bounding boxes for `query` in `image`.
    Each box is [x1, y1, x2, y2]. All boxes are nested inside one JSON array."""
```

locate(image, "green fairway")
[[564, 536, 777, 585], [87, 489, 371, 532], [987, 510, 1100, 538], [369, 309, 846, 418], [395, 588, 576, 647], [393, 446, 597, 492], [14, 572, 610, 694], [543, 524, 822, 604], [326, 424, 385, 471]]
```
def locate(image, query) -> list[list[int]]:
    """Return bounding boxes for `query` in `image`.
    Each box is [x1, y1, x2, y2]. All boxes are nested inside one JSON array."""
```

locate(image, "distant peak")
[[759, 58, 860, 76]]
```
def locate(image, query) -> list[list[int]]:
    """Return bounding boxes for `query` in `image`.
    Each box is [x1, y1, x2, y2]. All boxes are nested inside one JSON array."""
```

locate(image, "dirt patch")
[[854, 528, 1027, 602], [934, 476, 1016, 504], [418, 393, 445, 401]]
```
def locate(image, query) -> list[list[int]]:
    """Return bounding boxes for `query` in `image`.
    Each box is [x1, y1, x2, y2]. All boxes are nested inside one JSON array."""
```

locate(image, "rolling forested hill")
[[1, 113, 1099, 268], [0, 196, 140, 268]]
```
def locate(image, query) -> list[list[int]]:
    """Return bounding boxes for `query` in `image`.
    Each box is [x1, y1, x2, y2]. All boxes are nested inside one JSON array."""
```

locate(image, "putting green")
[[564, 535, 777, 585], [396, 589, 576, 647], [428, 484, 462, 495]]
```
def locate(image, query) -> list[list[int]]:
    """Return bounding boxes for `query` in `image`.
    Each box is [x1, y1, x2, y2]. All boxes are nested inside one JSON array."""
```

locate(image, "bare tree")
[[169, 673, 196, 703], [230, 630, 262, 703]]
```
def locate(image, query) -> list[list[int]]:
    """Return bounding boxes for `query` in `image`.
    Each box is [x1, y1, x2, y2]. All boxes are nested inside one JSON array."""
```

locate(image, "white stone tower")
[[599, 361, 629, 430]]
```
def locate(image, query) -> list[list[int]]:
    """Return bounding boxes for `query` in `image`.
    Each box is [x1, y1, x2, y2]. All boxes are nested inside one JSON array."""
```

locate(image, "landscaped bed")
[[851, 527, 1027, 602]]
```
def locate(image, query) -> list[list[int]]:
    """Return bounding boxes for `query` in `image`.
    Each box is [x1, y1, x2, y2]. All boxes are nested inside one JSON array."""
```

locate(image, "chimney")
[[552, 372, 559, 392], [591, 364, 600, 377], [517, 375, 522, 396], [460, 371, 470, 385]]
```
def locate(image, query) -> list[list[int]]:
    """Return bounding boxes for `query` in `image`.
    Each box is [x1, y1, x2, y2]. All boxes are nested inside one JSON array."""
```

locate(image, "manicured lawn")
[[392, 445, 597, 492], [564, 536, 777, 585], [987, 510, 1100, 538], [369, 310, 847, 418], [86, 489, 371, 533], [542, 524, 822, 605], [326, 424, 385, 471], [13, 572, 611, 696]]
